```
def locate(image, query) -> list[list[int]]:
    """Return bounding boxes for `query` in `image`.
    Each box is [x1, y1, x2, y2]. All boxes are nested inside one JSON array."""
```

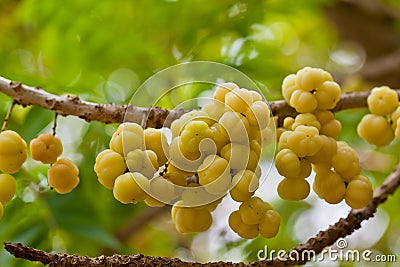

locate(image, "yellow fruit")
[[48, 158, 79, 194], [291, 113, 321, 131], [367, 86, 399, 115], [245, 101, 271, 129], [282, 74, 298, 103], [275, 148, 301, 178], [259, 210, 281, 238], [213, 82, 239, 103], [225, 88, 254, 114], [319, 119, 342, 140], [357, 114, 394, 147], [306, 135, 337, 164], [94, 149, 127, 189], [296, 67, 332, 91], [345, 180, 373, 209], [201, 100, 226, 122], [30, 133, 63, 164], [231, 170, 259, 194], [109, 123, 144, 156], [314, 81, 341, 110], [238, 196, 269, 224], [0, 130, 27, 174], [126, 149, 158, 178], [331, 145, 361, 180], [0, 174, 16, 204], [144, 176, 175, 207], [277, 178, 310, 200], [219, 111, 250, 144], [210, 123, 229, 153], [220, 142, 250, 172], [228, 210, 259, 239], [287, 126, 322, 157], [173, 205, 212, 234], [313, 170, 346, 204], [180, 120, 214, 153], [113, 172, 150, 204], [144, 128, 169, 166], [0, 202, 3, 220], [289, 90, 318, 113], [198, 155, 231, 195]]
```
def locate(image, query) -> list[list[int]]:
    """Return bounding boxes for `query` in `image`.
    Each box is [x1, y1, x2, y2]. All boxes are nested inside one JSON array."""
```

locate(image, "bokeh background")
[[1, 0, 400, 266]]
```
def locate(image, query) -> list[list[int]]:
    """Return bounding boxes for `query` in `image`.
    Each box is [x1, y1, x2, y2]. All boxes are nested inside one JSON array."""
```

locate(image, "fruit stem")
[[52, 113, 58, 136], [1, 100, 16, 132]]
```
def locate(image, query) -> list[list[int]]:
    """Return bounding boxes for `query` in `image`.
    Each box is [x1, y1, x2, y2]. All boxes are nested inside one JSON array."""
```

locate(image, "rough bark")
[[1, 76, 398, 128]]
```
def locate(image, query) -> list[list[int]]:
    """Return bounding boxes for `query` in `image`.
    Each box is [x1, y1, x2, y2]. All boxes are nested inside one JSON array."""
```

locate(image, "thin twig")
[[52, 112, 58, 136], [1, 100, 16, 132]]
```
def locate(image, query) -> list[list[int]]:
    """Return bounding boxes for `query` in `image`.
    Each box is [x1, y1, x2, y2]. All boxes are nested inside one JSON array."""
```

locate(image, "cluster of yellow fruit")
[[276, 67, 373, 209], [94, 82, 281, 238], [0, 130, 27, 219], [94, 123, 174, 206], [229, 196, 280, 239], [30, 133, 79, 194], [357, 86, 400, 146], [0, 129, 78, 220]]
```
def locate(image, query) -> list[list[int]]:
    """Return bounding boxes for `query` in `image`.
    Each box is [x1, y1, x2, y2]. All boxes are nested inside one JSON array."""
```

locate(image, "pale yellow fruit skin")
[[220, 143, 250, 172], [173, 205, 212, 234], [30, 133, 63, 164], [225, 88, 253, 114], [259, 210, 281, 238], [0, 174, 16, 204], [239, 196, 268, 225], [367, 86, 399, 115], [0, 130, 27, 174], [296, 67, 331, 91], [357, 114, 394, 147], [213, 82, 239, 103], [245, 101, 271, 129], [228, 210, 259, 239], [219, 111, 250, 144], [313, 170, 346, 204], [126, 149, 158, 178], [275, 148, 300, 178], [277, 178, 310, 200], [345, 180, 373, 209], [145, 176, 175, 206], [113, 172, 150, 204], [282, 74, 297, 102], [198, 155, 231, 195], [109, 123, 144, 156], [231, 170, 259, 194], [48, 158, 80, 194], [201, 100, 226, 122], [94, 149, 126, 189], [144, 128, 169, 166]]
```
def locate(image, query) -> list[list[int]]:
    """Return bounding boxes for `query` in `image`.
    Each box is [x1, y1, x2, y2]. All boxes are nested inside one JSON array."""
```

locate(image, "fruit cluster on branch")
[[1, 71, 400, 266]]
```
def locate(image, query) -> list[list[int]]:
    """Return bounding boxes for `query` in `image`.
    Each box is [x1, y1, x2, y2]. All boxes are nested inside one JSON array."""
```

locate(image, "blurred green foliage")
[[0, 0, 399, 266]]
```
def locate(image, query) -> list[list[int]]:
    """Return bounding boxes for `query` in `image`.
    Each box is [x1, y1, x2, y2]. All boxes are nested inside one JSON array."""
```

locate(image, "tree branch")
[[2, 76, 400, 266], [0, 77, 186, 128], [2, 76, 398, 128], [4, 160, 400, 266]]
